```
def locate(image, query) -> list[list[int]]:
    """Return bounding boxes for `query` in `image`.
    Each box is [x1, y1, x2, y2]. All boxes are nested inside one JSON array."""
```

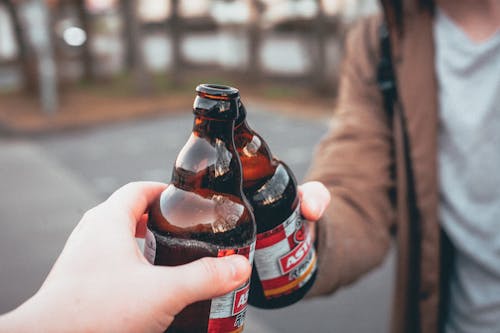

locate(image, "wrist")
[[0, 289, 75, 333], [0, 297, 43, 332]]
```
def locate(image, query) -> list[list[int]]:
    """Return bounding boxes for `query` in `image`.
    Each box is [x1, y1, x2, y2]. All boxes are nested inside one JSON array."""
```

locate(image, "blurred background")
[[0, 0, 396, 332]]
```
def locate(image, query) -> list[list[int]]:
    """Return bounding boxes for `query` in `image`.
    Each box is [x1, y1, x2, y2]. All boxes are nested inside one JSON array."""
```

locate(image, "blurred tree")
[[75, 0, 93, 81], [1, 0, 37, 93], [312, 0, 328, 93], [24, 0, 59, 113], [248, 0, 264, 82], [120, 0, 152, 94], [121, 0, 135, 69], [169, 0, 182, 85]]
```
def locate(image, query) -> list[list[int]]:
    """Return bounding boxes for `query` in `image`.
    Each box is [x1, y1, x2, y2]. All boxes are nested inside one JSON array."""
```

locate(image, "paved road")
[[0, 104, 395, 332]]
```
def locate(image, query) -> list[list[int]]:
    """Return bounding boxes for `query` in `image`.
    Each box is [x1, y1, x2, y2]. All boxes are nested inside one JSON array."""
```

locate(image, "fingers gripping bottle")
[[234, 100, 317, 308], [144, 84, 256, 333]]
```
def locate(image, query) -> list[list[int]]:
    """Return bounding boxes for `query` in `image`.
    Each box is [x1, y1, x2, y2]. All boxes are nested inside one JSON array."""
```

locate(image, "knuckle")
[[108, 182, 140, 201], [121, 181, 143, 193], [122, 181, 138, 191], [72, 204, 106, 236], [82, 205, 102, 221], [81, 203, 109, 225]]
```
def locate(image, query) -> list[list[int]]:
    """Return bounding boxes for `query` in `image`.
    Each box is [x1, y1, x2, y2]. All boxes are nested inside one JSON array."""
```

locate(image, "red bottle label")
[[254, 205, 317, 299], [144, 231, 255, 333], [207, 243, 254, 333]]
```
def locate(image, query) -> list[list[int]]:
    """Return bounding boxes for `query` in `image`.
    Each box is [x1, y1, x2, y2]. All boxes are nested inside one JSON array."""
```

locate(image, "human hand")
[[0, 182, 251, 333], [298, 181, 331, 243]]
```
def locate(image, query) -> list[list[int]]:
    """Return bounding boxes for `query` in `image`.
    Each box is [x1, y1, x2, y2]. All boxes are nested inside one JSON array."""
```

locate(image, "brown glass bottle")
[[144, 84, 256, 333], [234, 101, 317, 309]]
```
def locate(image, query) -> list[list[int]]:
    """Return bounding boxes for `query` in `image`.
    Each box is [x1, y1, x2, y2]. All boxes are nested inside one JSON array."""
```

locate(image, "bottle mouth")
[[196, 84, 239, 100]]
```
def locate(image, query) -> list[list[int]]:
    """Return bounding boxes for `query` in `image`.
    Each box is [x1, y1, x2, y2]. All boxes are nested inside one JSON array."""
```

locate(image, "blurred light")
[[263, 0, 318, 26], [138, 0, 170, 22], [180, 0, 210, 18], [63, 27, 87, 47], [322, 0, 380, 21], [322, 0, 343, 16], [86, 0, 117, 13], [0, 6, 17, 59], [210, 0, 250, 24]]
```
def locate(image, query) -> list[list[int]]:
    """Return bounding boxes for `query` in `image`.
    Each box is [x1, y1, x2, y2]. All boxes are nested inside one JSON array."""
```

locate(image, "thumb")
[[298, 181, 331, 221], [155, 255, 251, 307]]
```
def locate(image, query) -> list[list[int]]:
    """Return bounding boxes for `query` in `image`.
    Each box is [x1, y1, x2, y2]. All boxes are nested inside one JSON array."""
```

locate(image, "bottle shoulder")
[[149, 185, 256, 239], [235, 126, 280, 186], [244, 161, 299, 234], [176, 134, 234, 173], [247, 162, 297, 205], [234, 123, 274, 159], [173, 133, 243, 195]]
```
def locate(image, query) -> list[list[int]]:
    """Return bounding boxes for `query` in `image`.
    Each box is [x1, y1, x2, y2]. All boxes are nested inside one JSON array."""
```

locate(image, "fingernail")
[[308, 200, 320, 216]]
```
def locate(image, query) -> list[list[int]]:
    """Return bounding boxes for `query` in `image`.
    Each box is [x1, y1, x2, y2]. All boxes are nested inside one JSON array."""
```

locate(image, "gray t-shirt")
[[435, 8, 500, 333]]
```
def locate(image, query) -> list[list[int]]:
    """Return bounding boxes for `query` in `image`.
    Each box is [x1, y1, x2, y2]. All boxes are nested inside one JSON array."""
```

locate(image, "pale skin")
[[0, 181, 330, 332]]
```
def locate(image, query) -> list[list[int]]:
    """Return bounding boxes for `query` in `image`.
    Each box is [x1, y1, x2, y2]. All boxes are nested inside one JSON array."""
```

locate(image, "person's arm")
[[306, 14, 396, 297], [0, 182, 251, 333]]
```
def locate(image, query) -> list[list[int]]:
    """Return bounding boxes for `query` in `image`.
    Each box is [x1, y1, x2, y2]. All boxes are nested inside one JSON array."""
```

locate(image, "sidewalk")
[[0, 140, 98, 313]]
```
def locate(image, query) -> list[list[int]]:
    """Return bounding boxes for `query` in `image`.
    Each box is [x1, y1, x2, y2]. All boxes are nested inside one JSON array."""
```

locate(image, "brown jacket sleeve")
[[306, 15, 396, 297]]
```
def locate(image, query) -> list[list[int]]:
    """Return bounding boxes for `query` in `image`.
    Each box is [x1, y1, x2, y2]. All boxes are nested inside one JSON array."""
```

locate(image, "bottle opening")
[[196, 84, 239, 100]]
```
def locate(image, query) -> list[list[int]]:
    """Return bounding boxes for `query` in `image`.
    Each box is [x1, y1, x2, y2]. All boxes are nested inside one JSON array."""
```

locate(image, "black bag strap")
[[376, 23, 397, 121], [376, 22, 422, 333]]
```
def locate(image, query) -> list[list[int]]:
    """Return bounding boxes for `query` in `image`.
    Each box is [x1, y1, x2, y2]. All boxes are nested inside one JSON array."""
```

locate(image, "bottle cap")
[[196, 84, 239, 100], [193, 84, 240, 120]]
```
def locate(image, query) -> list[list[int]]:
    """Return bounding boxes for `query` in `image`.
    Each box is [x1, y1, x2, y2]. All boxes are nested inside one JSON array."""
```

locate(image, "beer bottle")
[[144, 84, 256, 333], [234, 101, 317, 309]]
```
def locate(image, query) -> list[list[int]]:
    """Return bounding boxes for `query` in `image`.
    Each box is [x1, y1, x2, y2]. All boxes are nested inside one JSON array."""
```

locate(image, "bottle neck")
[[193, 116, 235, 143], [234, 101, 252, 138], [233, 109, 277, 189], [172, 115, 243, 196], [235, 100, 247, 127]]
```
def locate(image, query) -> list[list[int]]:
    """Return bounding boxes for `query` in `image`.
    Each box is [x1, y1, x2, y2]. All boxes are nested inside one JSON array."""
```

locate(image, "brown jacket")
[[306, 5, 441, 333]]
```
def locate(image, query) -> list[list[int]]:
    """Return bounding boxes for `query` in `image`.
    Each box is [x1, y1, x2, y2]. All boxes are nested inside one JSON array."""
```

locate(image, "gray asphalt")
[[0, 104, 395, 332]]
